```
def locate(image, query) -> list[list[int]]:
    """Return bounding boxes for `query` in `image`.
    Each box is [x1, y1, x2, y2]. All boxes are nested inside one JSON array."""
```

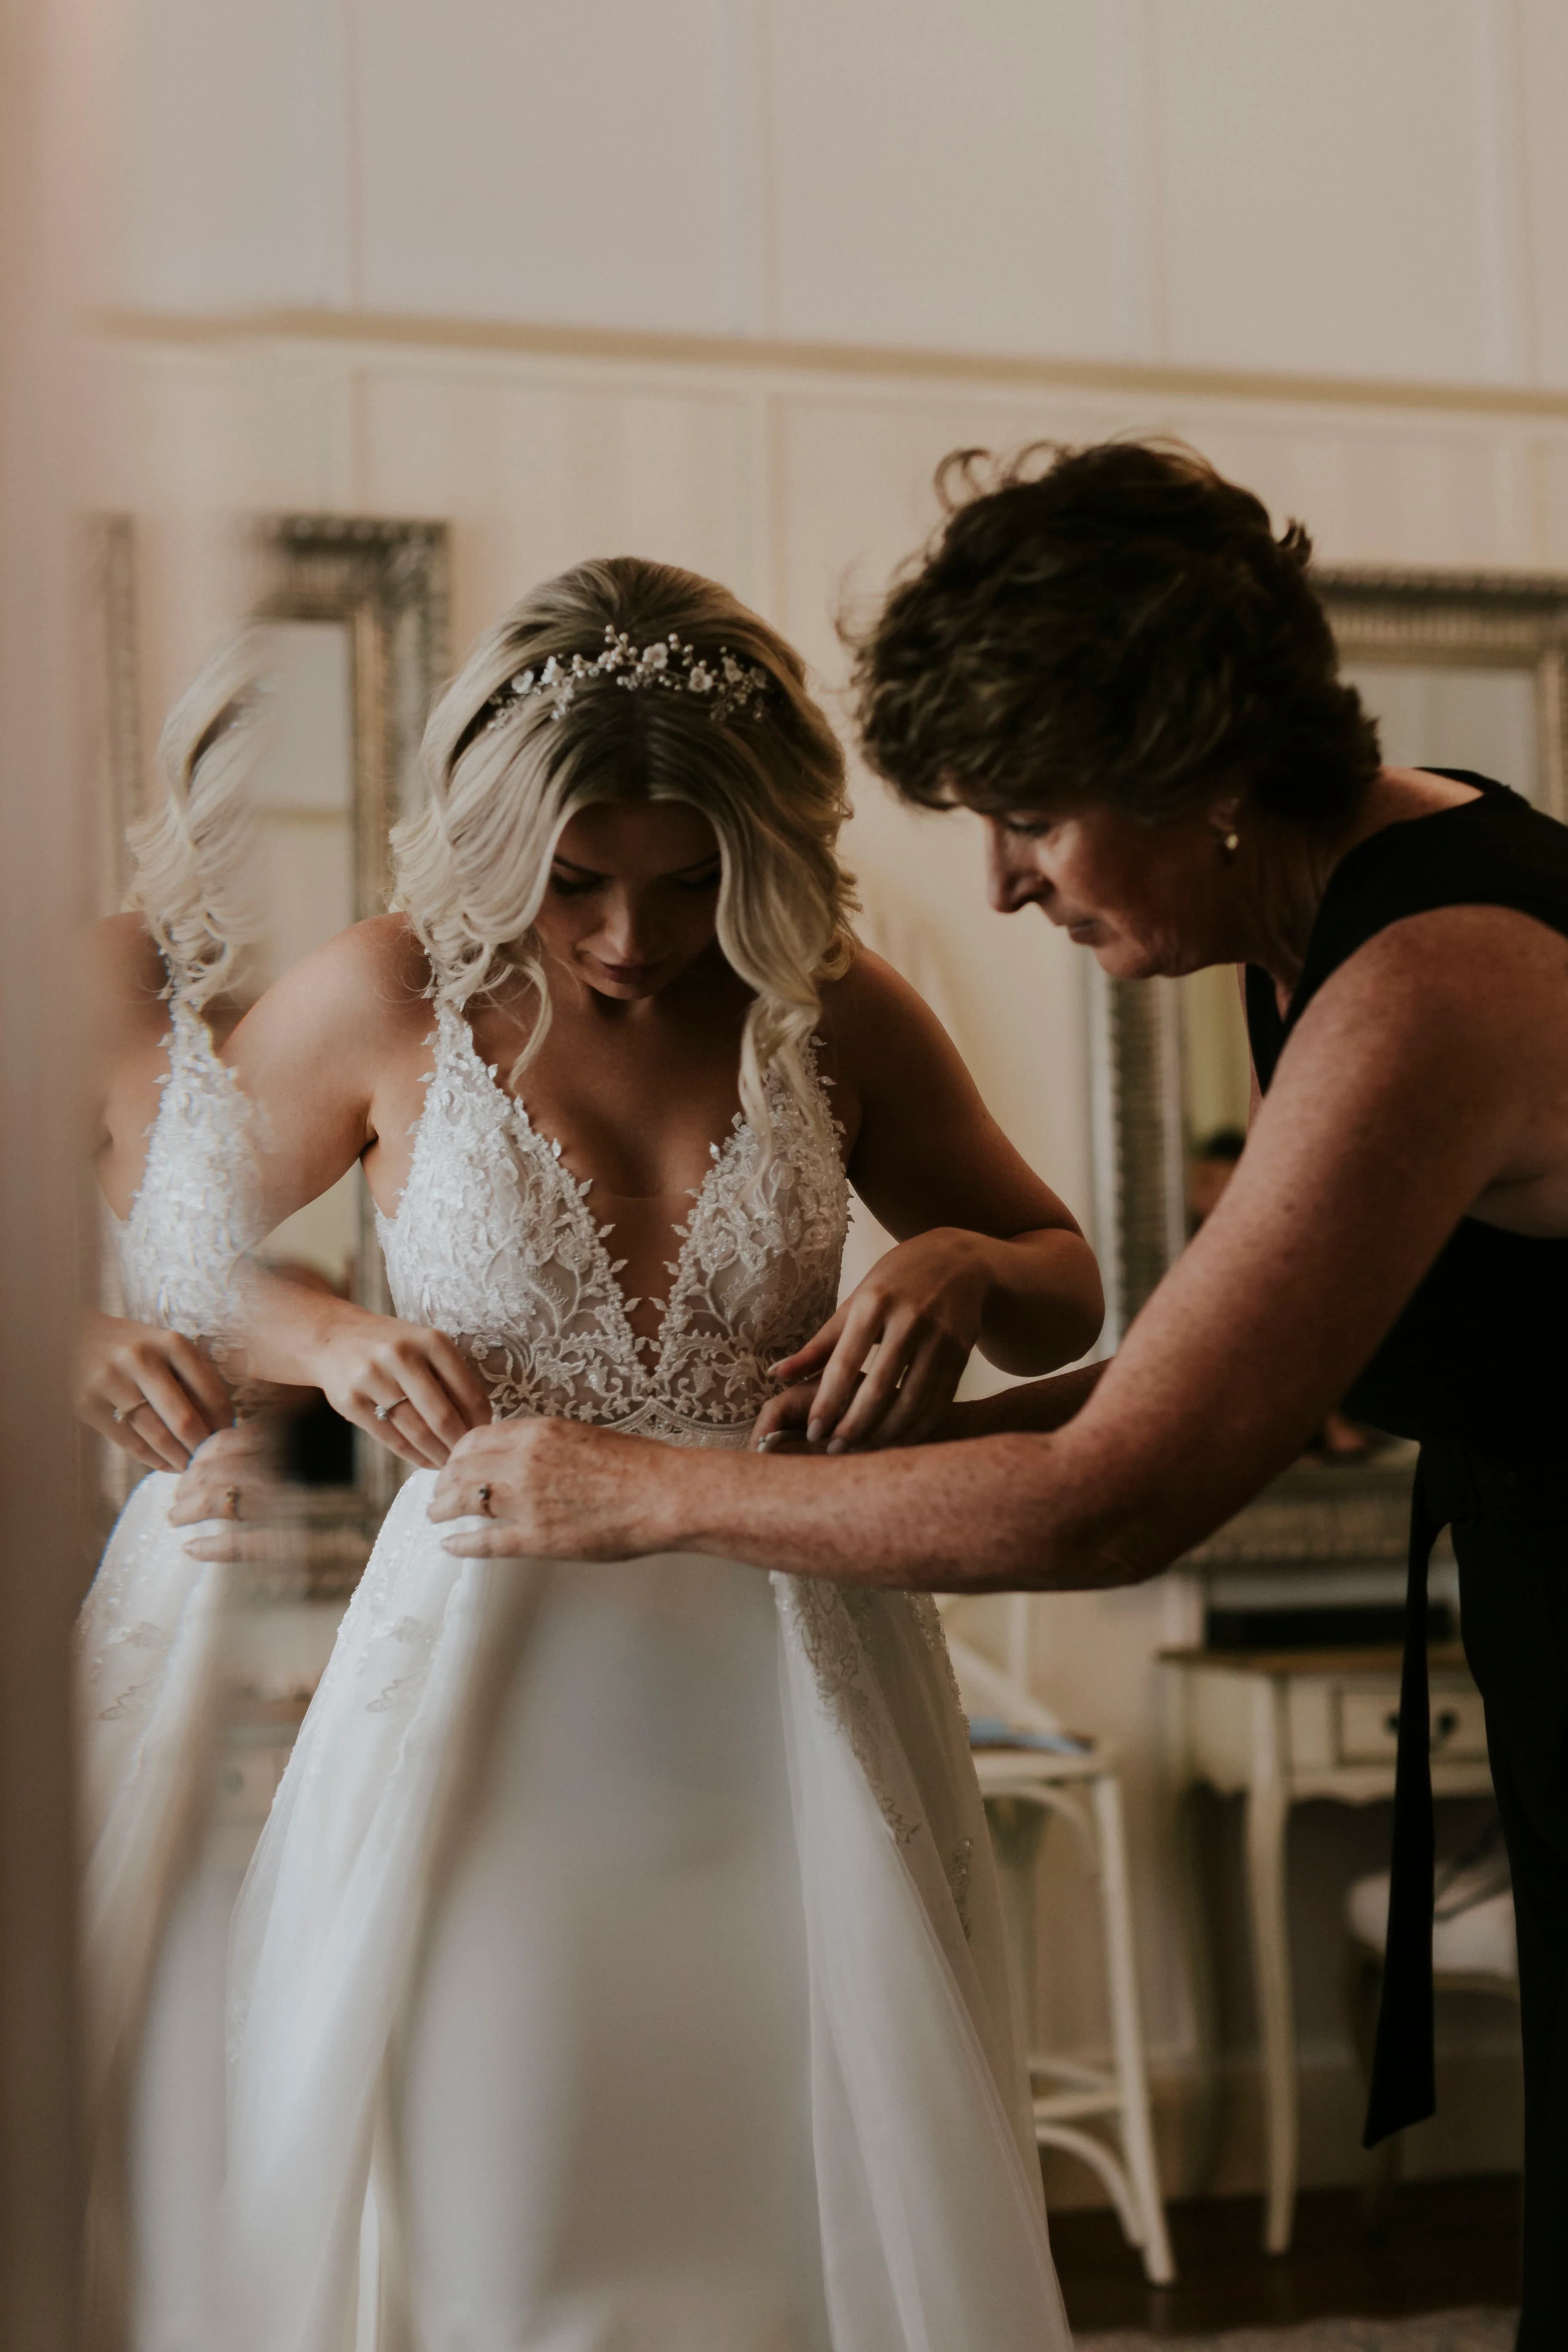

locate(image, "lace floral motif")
[[948, 1836, 976, 1942], [111, 996, 259, 1348], [908, 1593, 967, 1719], [376, 1005, 848, 1441], [776, 1577, 922, 1848]]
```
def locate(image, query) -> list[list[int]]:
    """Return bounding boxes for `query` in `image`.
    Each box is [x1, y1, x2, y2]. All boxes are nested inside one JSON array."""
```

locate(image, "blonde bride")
[[198, 559, 1100, 2352]]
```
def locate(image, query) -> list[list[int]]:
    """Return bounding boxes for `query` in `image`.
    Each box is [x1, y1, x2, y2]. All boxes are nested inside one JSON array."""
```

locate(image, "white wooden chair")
[[945, 1593, 1176, 2284]]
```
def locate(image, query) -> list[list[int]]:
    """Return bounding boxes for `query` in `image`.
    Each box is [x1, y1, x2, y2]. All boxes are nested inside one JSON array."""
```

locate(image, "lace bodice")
[[376, 1004, 849, 1447], [110, 995, 258, 1343]]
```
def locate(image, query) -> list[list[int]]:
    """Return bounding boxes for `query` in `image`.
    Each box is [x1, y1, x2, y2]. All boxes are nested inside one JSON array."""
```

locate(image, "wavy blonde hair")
[[392, 558, 858, 1161], [124, 628, 264, 1009]]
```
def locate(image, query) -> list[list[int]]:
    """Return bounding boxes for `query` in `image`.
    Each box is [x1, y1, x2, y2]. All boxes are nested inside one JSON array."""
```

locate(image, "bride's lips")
[[588, 954, 662, 986]]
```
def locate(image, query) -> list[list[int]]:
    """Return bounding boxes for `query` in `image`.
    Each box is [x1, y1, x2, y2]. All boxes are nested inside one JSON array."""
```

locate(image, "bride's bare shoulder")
[[818, 946, 947, 1061], [813, 947, 968, 1126]]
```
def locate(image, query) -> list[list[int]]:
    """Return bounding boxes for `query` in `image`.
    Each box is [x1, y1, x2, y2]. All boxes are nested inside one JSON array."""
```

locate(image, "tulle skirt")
[[227, 1472, 1070, 2352]]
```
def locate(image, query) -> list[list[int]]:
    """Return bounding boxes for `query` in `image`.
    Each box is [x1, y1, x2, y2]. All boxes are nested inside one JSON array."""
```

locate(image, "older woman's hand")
[[428, 1420, 667, 1560], [167, 1421, 282, 1561], [77, 1311, 233, 1472]]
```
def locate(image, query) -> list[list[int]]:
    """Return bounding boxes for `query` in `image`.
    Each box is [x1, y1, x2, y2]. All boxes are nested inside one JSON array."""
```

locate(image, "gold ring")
[[223, 1486, 241, 1520]]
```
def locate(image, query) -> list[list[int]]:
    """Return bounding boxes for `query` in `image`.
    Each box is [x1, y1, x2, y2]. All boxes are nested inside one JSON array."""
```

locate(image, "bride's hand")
[[77, 1311, 233, 1472], [750, 1379, 845, 1452], [767, 1229, 990, 1452], [313, 1308, 492, 1468], [167, 1421, 280, 1557]]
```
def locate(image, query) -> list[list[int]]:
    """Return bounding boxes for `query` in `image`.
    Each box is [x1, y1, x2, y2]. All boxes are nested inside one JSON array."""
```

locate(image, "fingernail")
[[807, 1421, 823, 1445]]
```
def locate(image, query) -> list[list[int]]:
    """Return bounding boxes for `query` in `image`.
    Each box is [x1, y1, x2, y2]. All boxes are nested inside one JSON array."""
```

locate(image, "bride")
[[199, 559, 1100, 2351]]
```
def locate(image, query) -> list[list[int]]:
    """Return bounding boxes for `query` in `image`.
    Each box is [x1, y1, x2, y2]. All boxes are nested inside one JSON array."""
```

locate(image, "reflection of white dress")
[[80, 994, 257, 2347], [228, 1006, 1070, 2352]]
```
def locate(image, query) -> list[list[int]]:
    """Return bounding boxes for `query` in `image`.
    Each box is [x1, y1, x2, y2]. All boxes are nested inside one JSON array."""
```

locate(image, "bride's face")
[[536, 799, 724, 1000]]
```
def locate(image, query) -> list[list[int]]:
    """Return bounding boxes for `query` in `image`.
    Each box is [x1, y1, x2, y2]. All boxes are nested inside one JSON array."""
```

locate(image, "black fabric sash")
[[1362, 1463, 1444, 2146]]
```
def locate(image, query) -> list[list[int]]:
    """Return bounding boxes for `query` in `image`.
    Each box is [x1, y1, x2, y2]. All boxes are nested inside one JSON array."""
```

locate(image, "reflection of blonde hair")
[[124, 630, 264, 1008], [392, 558, 858, 1159]]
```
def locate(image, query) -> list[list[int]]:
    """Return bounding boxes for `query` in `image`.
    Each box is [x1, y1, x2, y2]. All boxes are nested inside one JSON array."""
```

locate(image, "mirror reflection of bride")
[[78, 636, 264, 2349], [211, 560, 1100, 2350]]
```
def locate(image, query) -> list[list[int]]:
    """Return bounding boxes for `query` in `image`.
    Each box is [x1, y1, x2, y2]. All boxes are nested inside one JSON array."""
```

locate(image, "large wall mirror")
[[92, 515, 449, 1555], [245, 516, 449, 1533], [1092, 568, 1568, 1601]]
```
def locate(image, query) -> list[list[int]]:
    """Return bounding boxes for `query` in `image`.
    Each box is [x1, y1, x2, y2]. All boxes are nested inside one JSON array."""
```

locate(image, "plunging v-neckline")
[[432, 1007, 752, 1372]]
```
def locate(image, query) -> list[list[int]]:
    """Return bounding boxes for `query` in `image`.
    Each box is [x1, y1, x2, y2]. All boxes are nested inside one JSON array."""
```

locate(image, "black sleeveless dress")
[[1246, 774, 1568, 2349]]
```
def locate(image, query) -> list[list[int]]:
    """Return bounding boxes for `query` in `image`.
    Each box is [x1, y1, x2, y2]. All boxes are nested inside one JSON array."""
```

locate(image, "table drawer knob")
[[1337, 1690, 1487, 1765]]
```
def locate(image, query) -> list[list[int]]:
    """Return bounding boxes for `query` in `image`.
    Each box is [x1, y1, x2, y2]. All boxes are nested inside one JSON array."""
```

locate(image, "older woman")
[[432, 443, 1568, 2349]]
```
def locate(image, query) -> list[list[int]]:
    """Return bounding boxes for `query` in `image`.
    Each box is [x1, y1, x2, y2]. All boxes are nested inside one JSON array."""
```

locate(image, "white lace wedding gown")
[[227, 1005, 1070, 2352], [82, 989, 258, 2347]]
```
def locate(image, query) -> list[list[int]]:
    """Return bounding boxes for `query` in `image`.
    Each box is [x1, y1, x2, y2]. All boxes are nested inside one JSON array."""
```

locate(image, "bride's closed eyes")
[[548, 860, 722, 899]]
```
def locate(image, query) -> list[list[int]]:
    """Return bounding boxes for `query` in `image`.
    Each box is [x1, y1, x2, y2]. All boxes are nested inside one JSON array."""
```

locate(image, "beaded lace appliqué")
[[375, 1004, 849, 1444], [112, 997, 258, 1348]]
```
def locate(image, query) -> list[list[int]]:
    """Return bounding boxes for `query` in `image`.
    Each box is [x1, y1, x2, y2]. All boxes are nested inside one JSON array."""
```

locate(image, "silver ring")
[[476, 1483, 492, 1515], [374, 1399, 403, 1423]]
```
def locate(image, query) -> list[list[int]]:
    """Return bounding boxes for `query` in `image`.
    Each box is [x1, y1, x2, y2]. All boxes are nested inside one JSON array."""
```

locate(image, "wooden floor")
[[1050, 2175, 1522, 2338]]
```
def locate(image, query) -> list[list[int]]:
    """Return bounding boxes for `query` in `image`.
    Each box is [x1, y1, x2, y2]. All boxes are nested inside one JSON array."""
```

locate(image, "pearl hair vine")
[[480, 625, 771, 735]]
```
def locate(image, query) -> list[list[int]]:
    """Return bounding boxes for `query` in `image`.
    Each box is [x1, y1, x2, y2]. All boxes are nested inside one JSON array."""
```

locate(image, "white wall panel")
[[354, 0, 740, 332], [1518, 0, 1568, 388], [356, 362, 752, 656], [768, 0, 1145, 359], [99, 0, 353, 311], [1154, 0, 1500, 383]]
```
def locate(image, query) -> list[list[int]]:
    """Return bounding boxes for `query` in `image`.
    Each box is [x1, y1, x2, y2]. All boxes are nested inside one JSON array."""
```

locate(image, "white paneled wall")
[[101, 0, 1568, 393]]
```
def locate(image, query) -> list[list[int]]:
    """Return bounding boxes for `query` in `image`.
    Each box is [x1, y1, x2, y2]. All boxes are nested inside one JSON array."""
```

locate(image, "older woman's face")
[[982, 802, 1232, 979]]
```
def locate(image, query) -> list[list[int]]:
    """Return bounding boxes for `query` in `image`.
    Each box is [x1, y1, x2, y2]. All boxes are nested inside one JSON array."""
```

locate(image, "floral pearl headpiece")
[[481, 625, 771, 735]]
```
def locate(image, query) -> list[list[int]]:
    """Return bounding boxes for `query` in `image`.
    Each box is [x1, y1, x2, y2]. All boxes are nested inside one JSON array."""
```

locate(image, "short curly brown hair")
[[850, 438, 1380, 830]]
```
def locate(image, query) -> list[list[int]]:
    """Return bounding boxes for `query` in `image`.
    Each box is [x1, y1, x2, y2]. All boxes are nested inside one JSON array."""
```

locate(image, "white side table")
[[1161, 1643, 1493, 2256]]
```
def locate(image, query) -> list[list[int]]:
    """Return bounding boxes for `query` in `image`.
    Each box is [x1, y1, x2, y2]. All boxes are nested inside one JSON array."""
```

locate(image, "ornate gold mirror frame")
[[247, 516, 450, 1529]]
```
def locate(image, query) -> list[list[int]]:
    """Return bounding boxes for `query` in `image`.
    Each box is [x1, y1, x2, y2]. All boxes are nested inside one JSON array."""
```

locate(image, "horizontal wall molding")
[[83, 305, 1568, 425]]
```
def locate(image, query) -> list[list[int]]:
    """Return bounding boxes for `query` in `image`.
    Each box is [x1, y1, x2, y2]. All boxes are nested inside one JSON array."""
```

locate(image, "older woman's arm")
[[431, 902, 1561, 1584]]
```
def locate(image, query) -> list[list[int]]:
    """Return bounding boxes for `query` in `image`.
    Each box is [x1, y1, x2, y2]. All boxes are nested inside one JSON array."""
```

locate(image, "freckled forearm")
[[647, 1426, 1156, 1592]]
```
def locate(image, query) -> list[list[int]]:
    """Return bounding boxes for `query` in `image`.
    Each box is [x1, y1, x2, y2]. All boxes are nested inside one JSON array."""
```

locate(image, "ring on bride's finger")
[[373, 1398, 404, 1422], [223, 1486, 241, 1520], [112, 1403, 132, 1425], [476, 1483, 492, 1514]]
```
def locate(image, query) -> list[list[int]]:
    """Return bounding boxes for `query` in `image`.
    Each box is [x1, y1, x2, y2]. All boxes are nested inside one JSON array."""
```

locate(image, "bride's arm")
[[222, 920, 490, 1467], [764, 951, 1102, 1450]]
